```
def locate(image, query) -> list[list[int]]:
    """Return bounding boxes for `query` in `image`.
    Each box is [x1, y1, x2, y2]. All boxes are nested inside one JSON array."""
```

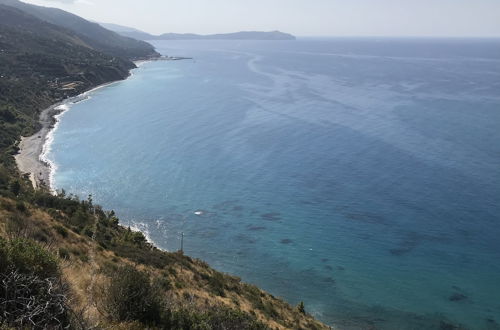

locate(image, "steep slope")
[[0, 4, 134, 167], [0, 0, 158, 59], [0, 194, 329, 329]]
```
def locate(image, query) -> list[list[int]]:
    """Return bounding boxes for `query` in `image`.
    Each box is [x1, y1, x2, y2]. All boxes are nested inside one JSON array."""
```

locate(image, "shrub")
[[31, 228, 49, 243], [78, 254, 89, 263], [5, 214, 29, 238], [0, 239, 68, 329], [15, 200, 27, 213], [0, 237, 59, 278], [83, 226, 94, 238], [58, 247, 70, 260], [154, 275, 172, 291], [9, 180, 21, 196], [168, 306, 268, 330], [0, 271, 69, 329], [53, 225, 68, 238], [208, 272, 226, 297], [102, 265, 162, 325], [0, 198, 14, 211]]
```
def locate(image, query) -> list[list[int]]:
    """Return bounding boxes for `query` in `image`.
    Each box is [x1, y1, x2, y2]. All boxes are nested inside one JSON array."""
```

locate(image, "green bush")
[[9, 180, 21, 196], [15, 200, 27, 212], [207, 272, 226, 297], [0, 165, 10, 188], [103, 265, 162, 325], [0, 237, 59, 278], [53, 224, 68, 238]]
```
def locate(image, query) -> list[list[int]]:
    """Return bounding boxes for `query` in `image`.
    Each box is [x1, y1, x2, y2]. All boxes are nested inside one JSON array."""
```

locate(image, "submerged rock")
[[449, 293, 467, 302], [261, 212, 282, 221]]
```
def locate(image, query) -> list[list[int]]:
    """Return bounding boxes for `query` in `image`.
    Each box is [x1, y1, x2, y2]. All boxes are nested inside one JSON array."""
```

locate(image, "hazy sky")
[[21, 0, 500, 37]]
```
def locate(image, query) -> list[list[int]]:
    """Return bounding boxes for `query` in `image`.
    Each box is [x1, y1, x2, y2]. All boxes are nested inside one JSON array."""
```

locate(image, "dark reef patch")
[[345, 212, 387, 225], [389, 232, 422, 256], [247, 225, 267, 231], [486, 318, 498, 326], [389, 246, 415, 256], [323, 277, 336, 284], [236, 234, 256, 244], [390, 231, 452, 256], [357, 233, 373, 240], [261, 212, 282, 221], [439, 320, 463, 330], [449, 293, 467, 302]]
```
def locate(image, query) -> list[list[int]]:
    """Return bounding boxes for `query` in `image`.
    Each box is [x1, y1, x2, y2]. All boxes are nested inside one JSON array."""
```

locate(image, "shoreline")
[[14, 57, 181, 191], [15, 76, 137, 191]]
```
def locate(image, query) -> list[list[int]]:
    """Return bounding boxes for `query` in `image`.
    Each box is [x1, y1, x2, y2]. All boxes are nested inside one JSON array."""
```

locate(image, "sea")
[[45, 38, 500, 329]]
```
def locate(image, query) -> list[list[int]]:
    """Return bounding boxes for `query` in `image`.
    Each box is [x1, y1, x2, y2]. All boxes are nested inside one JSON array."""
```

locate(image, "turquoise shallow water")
[[48, 38, 500, 329]]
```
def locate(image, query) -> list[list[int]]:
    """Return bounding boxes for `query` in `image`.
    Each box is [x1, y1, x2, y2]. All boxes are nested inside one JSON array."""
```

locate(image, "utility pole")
[[180, 232, 184, 254]]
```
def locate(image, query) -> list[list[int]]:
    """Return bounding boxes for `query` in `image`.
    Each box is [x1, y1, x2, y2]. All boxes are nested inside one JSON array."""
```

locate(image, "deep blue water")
[[47, 38, 500, 329]]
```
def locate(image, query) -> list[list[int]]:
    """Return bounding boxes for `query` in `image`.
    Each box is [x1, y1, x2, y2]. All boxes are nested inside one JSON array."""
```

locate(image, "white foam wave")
[[40, 80, 124, 192], [39, 104, 72, 192], [128, 221, 154, 244]]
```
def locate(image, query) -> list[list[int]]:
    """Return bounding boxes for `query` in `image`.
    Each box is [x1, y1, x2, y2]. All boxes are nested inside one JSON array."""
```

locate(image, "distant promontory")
[[101, 23, 296, 41]]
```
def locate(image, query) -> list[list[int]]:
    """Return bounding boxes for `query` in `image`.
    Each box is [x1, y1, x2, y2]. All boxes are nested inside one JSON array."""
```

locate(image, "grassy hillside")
[[0, 192, 328, 329], [0, 3, 329, 330]]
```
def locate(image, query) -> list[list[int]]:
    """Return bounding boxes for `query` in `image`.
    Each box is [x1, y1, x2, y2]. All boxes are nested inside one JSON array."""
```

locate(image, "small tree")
[[297, 301, 306, 315], [9, 180, 21, 196]]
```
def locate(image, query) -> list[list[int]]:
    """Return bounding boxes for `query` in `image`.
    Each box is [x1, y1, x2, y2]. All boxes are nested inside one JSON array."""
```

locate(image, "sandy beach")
[[14, 62, 150, 190], [15, 102, 65, 189]]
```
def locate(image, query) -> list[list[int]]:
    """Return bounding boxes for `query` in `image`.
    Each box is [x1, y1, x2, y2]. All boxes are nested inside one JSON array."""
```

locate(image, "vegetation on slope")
[[0, 191, 328, 329], [0, 4, 134, 169]]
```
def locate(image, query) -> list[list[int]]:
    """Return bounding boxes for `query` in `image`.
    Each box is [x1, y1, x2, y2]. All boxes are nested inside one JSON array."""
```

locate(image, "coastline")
[[15, 77, 136, 191]]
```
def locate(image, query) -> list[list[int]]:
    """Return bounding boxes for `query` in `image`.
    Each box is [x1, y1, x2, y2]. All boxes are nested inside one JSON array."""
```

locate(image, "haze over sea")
[[47, 38, 500, 329]]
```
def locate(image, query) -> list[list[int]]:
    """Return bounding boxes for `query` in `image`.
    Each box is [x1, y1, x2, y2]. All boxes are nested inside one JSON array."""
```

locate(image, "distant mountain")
[[0, 0, 158, 59], [159, 31, 296, 40], [99, 22, 144, 33], [101, 24, 296, 41]]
